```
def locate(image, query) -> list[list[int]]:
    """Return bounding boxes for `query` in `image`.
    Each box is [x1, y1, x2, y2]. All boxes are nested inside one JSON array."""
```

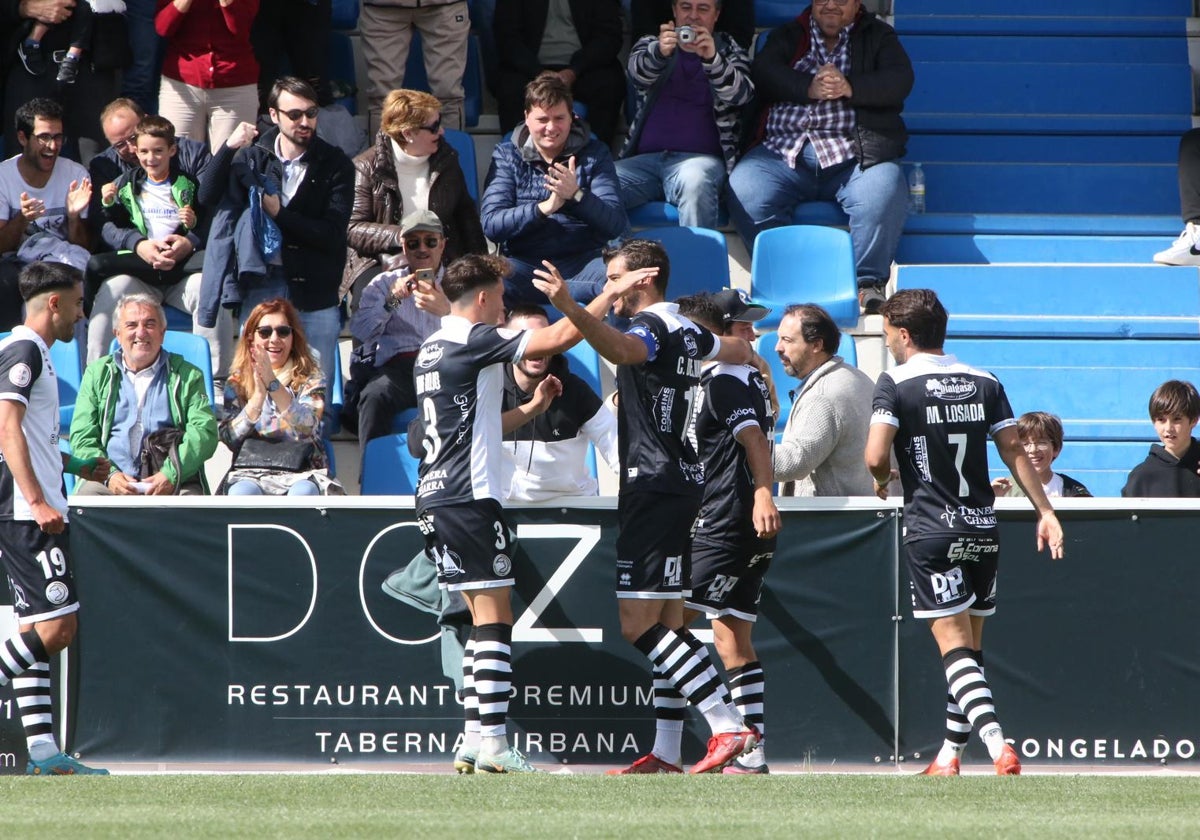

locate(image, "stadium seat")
[[443, 129, 478, 201], [640, 226, 730, 300], [361, 433, 421, 494], [755, 0, 799, 27], [626, 202, 730, 230], [50, 337, 82, 434], [750, 226, 858, 331], [562, 342, 603, 477], [164, 304, 192, 332], [331, 0, 358, 30]]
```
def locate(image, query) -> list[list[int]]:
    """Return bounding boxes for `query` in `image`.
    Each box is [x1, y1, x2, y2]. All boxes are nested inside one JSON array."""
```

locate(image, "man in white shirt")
[[0, 98, 92, 330]]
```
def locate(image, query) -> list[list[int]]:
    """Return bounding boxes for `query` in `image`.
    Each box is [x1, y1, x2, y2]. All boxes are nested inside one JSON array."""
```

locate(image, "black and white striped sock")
[[634, 624, 740, 734], [944, 647, 1005, 759], [0, 628, 45, 685], [473, 623, 512, 742], [461, 629, 480, 749], [14, 660, 55, 757]]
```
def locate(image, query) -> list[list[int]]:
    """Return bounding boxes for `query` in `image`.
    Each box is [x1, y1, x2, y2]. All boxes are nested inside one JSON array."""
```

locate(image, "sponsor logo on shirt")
[[925, 376, 978, 401]]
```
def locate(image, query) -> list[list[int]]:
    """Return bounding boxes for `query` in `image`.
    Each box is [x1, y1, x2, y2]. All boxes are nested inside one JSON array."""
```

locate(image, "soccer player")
[[412, 253, 634, 774], [864, 288, 1064, 777], [677, 293, 781, 774], [0, 261, 110, 775], [534, 239, 760, 774]]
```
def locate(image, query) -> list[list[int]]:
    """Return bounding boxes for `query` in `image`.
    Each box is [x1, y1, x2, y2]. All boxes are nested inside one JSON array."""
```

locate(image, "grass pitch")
[[0, 773, 1196, 838]]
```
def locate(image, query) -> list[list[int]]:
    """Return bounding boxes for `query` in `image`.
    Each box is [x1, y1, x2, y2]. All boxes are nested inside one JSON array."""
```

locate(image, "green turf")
[[0, 774, 1196, 838]]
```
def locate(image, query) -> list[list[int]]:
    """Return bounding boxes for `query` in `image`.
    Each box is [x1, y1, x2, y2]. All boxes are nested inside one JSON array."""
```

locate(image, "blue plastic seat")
[[562, 342, 603, 477], [50, 337, 82, 434], [361, 433, 421, 494], [750, 226, 858, 331], [639, 226, 730, 300], [443, 129, 478, 202]]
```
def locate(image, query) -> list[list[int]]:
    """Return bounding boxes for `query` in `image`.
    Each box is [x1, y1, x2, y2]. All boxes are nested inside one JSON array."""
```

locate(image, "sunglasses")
[[418, 117, 442, 134], [255, 325, 293, 339], [278, 106, 319, 121], [404, 235, 443, 249]]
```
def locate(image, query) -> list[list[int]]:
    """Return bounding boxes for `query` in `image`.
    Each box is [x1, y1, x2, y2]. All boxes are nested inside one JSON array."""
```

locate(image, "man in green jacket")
[[69, 293, 217, 494]]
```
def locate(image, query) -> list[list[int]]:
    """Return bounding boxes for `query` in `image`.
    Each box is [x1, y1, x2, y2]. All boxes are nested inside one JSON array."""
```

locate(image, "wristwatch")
[[572, 187, 585, 202], [267, 379, 281, 393]]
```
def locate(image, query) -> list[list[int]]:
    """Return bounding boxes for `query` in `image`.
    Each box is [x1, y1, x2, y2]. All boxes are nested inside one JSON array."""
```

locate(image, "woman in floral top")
[[219, 298, 335, 495]]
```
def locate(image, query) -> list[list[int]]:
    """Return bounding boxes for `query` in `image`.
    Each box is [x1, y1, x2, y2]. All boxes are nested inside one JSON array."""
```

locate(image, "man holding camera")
[[615, 0, 754, 230], [346, 209, 450, 459]]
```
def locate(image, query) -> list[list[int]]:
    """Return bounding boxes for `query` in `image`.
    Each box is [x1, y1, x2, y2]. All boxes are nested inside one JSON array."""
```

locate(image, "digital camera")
[[676, 25, 696, 44]]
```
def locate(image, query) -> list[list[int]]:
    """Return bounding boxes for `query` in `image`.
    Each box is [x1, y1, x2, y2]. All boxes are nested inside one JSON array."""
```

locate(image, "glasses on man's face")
[[404, 235, 442, 250], [256, 325, 294, 339], [110, 133, 138, 151], [418, 117, 442, 134], [32, 132, 65, 147], [1022, 440, 1053, 452], [814, 0, 852, 5], [278, 106, 319, 122]]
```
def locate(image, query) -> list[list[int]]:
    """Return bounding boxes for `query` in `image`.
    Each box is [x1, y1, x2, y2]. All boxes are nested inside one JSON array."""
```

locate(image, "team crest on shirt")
[[11, 582, 28, 611], [45, 581, 69, 605], [493, 554, 512, 577], [416, 343, 444, 369], [8, 363, 31, 387], [925, 376, 977, 401], [683, 331, 698, 357]]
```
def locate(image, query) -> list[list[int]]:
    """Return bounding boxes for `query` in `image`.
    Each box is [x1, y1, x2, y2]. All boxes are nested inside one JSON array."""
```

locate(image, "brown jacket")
[[341, 130, 487, 299]]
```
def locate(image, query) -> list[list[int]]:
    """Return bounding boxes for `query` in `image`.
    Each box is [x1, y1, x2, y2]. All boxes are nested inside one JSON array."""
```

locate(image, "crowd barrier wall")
[[1, 497, 1196, 771]]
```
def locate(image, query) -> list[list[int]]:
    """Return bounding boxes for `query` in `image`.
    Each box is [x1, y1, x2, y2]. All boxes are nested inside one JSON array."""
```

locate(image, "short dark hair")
[[878, 288, 947, 352], [1149, 380, 1200, 422], [19, 261, 80, 302], [781, 303, 841, 355], [524, 71, 573, 114], [676, 293, 723, 334], [135, 115, 177, 147], [442, 254, 511, 304], [15, 97, 63, 138], [1016, 411, 1064, 453], [601, 238, 670, 297], [505, 303, 549, 325], [268, 76, 319, 110]]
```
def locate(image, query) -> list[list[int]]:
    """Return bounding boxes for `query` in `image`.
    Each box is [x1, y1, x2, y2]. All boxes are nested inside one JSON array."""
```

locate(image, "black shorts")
[[616, 491, 700, 600], [905, 534, 1000, 620], [418, 500, 515, 593], [0, 521, 79, 622], [686, 536, 775, 622]]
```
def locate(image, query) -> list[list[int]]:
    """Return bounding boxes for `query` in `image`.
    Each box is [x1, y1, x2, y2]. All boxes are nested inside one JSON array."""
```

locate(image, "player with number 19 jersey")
[[413, 316, 531, 516], [871, 354, 1016, 542], [616, 302, 717, 496]]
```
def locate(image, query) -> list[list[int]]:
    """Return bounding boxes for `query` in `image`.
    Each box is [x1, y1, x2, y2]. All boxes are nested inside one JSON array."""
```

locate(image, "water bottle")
[[908, 162, 926, 214]]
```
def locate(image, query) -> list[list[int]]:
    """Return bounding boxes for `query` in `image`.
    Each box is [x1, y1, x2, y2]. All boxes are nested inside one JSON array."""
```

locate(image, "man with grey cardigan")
[[773, 303, 874, 496]]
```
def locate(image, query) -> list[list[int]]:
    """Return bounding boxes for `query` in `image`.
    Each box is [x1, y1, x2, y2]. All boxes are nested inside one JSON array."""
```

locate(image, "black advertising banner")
[[898, 505, 1200, 768], [61, 499, 1200, 767], [67, 501, 897, 767]]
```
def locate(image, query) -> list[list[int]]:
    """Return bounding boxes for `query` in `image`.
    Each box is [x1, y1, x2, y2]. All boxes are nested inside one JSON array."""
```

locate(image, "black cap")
[[711, 288, 771, 323]]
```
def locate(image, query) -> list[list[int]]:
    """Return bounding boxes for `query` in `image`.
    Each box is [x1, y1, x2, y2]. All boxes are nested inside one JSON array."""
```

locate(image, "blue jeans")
[[239, 268, 340, 388], [728, 143, 909, 285], [228, 478, 320, 495], [503, 253, 608, 310], [616, 151, 726, 229], [120, 0, 165, 115]]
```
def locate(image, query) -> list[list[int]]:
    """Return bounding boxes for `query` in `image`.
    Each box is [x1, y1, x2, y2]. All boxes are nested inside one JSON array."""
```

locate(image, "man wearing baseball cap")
[[710, 287, 779, 416], [346, 209, 452, 460]]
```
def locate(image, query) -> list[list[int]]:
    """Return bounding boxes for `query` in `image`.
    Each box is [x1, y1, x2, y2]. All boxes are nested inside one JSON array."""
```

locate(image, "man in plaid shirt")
[[728, 0, 912, 314]]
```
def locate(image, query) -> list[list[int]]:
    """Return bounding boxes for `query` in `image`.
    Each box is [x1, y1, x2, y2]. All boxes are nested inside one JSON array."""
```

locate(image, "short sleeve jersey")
[[0, 155, 90, 250], [616, 302, 718, 496], [871, 353, 1015, 542], [693, 362, 774, 545], [0, 327, 67, 520], [413, 315, 531, 513]]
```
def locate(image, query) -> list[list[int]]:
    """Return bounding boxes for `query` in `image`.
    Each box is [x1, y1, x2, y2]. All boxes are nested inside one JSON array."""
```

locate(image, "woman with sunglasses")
[[342, 88, 486, 310], [218, 298, 337, 495]]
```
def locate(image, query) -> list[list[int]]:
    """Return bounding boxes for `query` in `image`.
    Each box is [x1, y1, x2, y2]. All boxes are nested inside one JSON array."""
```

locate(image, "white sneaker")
[[1153, 222, 1200, 265]]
